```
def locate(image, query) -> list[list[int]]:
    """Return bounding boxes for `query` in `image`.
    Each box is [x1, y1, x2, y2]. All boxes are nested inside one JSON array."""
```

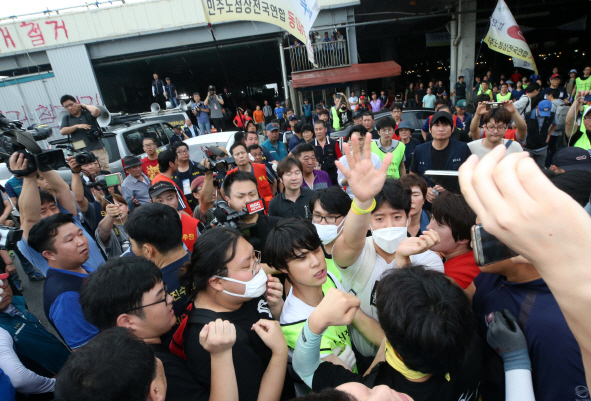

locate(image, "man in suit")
[[183, 118, 201, 138]]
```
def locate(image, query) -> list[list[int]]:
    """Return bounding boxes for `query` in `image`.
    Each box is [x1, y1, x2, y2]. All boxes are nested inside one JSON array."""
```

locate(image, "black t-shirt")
[[416, 89, 426, 100], [409, 141, 472, 174], [370, 129, 380, 140], [184, 298, 275, 401], [436, 86, 446, 96], [311, 335, 483, 401], [425, 128, 471, 143], [60, 109, 104, 151], [151, 344, 208, 401], [246, 214, 282, 260]]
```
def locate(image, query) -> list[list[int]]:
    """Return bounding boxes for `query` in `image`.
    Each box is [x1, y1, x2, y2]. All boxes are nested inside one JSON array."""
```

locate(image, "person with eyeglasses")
[[468, 102, 526, 160], [309, 186, 352, 283], [370, 117, 406, 179], [80, 256, 240, 401], [179, 227, 291, 401], [125, 203, 193, 343], [141, 137, 161, 180], [172, 141, 202, 211]]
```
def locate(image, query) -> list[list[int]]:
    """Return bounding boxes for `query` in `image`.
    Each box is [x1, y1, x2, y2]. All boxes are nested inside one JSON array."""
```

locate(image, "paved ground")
[[10, 252, 60, 339]]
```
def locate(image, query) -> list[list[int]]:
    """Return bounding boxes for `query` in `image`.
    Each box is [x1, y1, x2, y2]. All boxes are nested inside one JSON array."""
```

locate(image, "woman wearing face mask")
[[179, 227, 292, 401], [399, 175, 431, 238], [332, 134, 443, 359], [309, 186, 352, 283]]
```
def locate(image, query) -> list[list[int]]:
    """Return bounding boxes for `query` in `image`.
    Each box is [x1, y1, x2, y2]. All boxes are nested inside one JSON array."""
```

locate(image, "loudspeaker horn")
[[178, 100, 188, 111], [150, 103, 161, 112], [96, 105, 111, 127], [165, 101, 172, 109], [57, 110, 69, 127]]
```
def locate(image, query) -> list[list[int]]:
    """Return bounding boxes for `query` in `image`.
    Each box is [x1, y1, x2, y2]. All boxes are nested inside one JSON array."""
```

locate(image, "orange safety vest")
[[180, 213, 199, 252], [151, 174, 193, 216], [228, 163, 274, 205]]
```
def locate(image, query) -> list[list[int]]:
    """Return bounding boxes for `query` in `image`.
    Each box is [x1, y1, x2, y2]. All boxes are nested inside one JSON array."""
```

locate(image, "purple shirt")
[[302, 170, 332, 190], [370, 99, 384, 113]]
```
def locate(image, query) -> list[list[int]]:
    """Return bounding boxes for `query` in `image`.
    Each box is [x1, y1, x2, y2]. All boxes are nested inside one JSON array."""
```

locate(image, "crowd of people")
[[1, 63, 591, 401]]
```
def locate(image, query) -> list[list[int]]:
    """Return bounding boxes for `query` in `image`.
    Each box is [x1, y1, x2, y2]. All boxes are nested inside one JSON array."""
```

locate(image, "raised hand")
[[396, 230, 440, 259], [252, 319, 287, 355], [265, 275, 283, 308], [475, 101, 489, 116], [67, 156, 81, 173], [501, 100, 517, 114], [309, 288, 360, 335], [199, 319, 236, 355], [335, 133, 392, 202], [105, 203, 121, 218]]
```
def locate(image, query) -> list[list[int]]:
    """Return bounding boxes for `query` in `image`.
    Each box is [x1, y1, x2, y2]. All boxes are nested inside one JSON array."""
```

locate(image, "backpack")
[[554, 104, 569, 132], [170, 303, 249, 360]]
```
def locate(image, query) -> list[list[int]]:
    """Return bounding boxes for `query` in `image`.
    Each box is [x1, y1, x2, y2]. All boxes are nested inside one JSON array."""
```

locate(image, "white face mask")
[[313, 218, 345, 245], [370, 223, 408, 254], [216, 267, 267, 299]]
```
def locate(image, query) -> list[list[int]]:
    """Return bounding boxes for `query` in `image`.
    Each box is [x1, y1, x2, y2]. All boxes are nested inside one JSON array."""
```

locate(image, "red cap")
[[551, 74, 561, 80]]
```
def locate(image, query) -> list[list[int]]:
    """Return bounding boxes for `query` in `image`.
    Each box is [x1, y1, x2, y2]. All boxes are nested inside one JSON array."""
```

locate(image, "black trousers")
[[211, 118, 225, 132]]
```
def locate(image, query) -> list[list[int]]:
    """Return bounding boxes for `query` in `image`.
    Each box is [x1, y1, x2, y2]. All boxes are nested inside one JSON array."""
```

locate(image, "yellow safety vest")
[[331, 107, 341, 131], [478, 89, 493, 100], [370, 140, 406, 179], [496, 92, 512, 101], [575, 105, 591, 150]]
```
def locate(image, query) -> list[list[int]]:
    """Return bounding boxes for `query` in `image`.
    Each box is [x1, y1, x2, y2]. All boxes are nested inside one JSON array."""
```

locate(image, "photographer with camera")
[[192, 92, 212, 135], [59, 95, 109, 171], [206, 86, 226, 132], [227, 142, 275, 205], [152, 150, 193, 216], [11, 152, 105, 277]]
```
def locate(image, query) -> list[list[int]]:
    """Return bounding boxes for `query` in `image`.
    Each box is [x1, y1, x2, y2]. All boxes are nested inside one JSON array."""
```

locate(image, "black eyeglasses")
[[126, 283, 169, 312], [312, 214, 343, 224]]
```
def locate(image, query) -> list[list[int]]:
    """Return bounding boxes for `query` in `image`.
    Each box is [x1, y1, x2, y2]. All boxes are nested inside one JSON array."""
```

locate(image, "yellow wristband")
[[351, 198, 376, 215]]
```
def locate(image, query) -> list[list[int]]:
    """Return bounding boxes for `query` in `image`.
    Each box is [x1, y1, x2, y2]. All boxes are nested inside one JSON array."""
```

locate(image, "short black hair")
[[60, 95, 76, 105], [346, 125, 368, 141], [245, 131, 259, 140], [233, 131, 245, 144], [230, 141, 248, 156], [180, 227, 242, 298], [265, 219, 322, 273], [285, 108, 294, 114], [54, 327, 156, 401], [277, 157, 303, 180], [28, 213, 76, 255], [292, 143, 316, 159], [475, 94, 492, 104], [301, 123, 314, 133], [294, 121, 303, 134], [143, 136, 156, 145], [39, 189, 55, 205], [431, 192, 476, 244], [525, 82, 540, 93], [193, 92, 200, 97], [376, 117, 396, 130], [309, 186, 351, 216], [223, 171, 258, 197], [247, 144, 262, 153], [376, 266, 476, 375], [549, 170, 591, 207], [374, 179, 411, 216], [362, 112, 374, 119], [434, 98, 448, 108], [546, 88, 560, 99], [80, 257, 163, 330], [390, 103, 403, 112], [314, 119, 326, 127], [157, 150, 176, 173], [125, 203, 183, 254], [171, 141, 188, 153]]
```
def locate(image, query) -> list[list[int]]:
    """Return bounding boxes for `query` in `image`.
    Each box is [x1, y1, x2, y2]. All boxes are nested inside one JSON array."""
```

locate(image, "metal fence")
[[286, 40, 349, 72]]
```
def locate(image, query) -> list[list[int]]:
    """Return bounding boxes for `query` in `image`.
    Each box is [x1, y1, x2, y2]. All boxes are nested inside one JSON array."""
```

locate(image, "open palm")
[[335, 133, 392, 202]]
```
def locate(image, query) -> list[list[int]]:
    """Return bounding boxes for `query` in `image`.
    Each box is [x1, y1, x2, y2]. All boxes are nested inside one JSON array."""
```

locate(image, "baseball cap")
[[430, 111, 454, 128], [191, 175, 219, 192], [456, 99, 468, 108], [266, 123, 279, 131], [552, 147, 591, 171], [149, 181, 177, 198], [442, 92, 448, 96], [537, 100, 552, 117], [570, 69, 578, 74], [359, 96, 366, 100], [352, 111, 363, 119], [550, 74, 561, 80], [123, 155, 143, 168], [288, 115, 299, 121], [371, 91, 376, 95], [395, 120, 413, 134], [275, 100, 280, 104]]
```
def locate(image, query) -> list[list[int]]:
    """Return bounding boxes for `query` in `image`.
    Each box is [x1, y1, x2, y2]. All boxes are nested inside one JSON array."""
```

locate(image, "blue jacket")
[[473, 273, 586, 401], [412, 139, 471, 187], [303, 103, 313, 117], [184, 125, 200, 138], [261, 139, 288, 161]]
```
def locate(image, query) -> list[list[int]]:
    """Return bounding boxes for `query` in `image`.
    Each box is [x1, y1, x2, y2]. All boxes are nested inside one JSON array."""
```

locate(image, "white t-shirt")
[[468, 138, 523, 159], [349, 96, 359, 111], [337, 153, 383, 198], [336, 237, 444, 356]]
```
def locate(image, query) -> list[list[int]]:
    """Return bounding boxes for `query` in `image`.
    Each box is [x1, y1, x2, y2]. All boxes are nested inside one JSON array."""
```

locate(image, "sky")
[[1, 0, 148, 20]]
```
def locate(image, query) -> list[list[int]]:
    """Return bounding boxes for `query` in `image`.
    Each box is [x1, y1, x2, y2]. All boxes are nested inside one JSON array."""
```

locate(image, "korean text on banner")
[[202, 0, 320, 65], [484, 0, 538, 74]]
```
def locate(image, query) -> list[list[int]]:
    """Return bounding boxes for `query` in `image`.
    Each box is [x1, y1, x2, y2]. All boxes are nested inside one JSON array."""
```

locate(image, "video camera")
[[209, 85, 216, 96], [86, 173, 122, 203], [0, 114, 67, 175], [202, 198, 265, 230], [55, 144, 97, 166], [0, 225, 23, 251], [196, 146, 235, 173]]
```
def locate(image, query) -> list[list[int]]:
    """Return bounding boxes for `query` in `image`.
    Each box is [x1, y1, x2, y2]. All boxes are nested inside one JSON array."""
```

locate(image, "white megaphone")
[[178, 100, 188, 111], [96, 105, 111, 127], [165, 101, 172, 109], [150, 103, 161, 112], [57, 110, 70, 127]]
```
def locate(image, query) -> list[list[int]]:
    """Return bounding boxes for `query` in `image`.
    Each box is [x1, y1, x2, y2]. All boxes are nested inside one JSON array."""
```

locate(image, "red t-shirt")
[[141, 157, 160, 180], [510, 73, 522, 83], [444, 251, 481, 289]]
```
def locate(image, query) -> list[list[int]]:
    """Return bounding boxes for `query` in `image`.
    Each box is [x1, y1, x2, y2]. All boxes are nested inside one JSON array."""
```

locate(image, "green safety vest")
[[477, 89, 493, 100], [370, 140, 406, 179], [331, 107, 341, 131], [576, 77, 591, 94], [325, 257, 342, 283], [575, 104, 591, 149], [496, 92, 512, 101], [281, 272, 357, 372]]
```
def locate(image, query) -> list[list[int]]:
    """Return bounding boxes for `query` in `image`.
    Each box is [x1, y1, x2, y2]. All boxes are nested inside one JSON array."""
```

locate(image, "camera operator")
[[68, 156, 106, 238], [227, 142, 275, 205], [11, 153, 105, 277], [207, 86, 226, 132], [192, 92, 211, 135], [59, 95, 109, 171]]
